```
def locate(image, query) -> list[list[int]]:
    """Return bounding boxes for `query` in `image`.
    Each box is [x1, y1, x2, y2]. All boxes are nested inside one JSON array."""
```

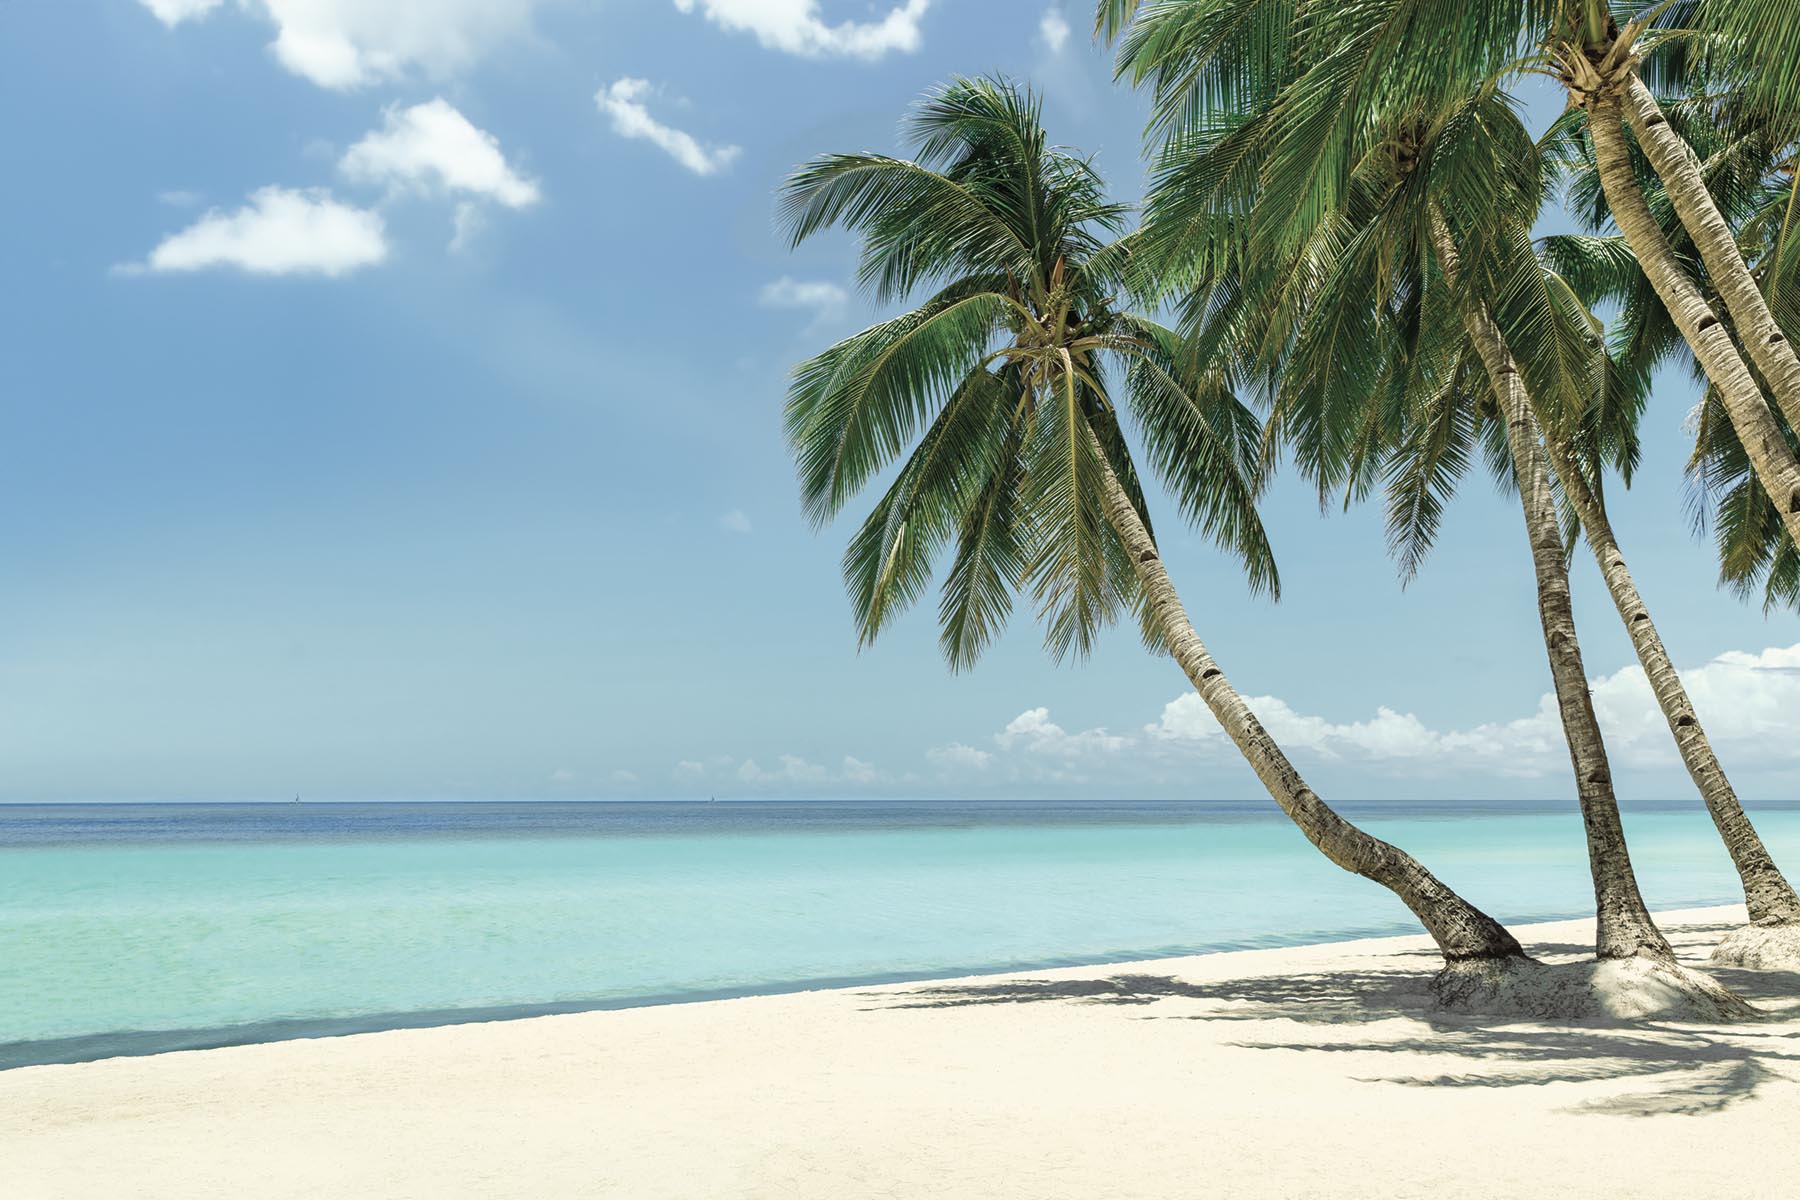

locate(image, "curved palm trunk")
[[1585, 91, 1800, 544], [1089, 442, 1525, 964], [1622, 77, 1800, 433], [1429, 220, 1672, 962], [1545, 438, 1800, 927]]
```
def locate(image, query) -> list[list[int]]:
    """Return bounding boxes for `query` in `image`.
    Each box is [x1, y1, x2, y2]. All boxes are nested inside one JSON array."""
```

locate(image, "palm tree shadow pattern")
[[864, 927, 1800, 1118]]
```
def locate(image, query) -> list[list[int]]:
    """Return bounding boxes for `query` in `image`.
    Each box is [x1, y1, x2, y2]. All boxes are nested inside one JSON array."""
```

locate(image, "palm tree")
[[1540, 101, 1800, 952], [1107, 11, 1755, 1004], [1097, 0, 1800, 543], [778, 76, 1527, 974]]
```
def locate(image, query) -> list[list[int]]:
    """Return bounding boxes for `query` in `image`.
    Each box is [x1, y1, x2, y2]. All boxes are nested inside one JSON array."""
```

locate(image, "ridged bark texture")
[[1586, 91, 1800, 545], [1546, 440, 1800, 927], [1428, 219, 1672, 962], [1090, 440, 1524, 964], [1623, 77, 1800, 433]]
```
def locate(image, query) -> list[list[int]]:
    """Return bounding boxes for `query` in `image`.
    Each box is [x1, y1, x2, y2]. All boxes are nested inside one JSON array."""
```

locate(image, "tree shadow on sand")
[[863, 922, 1800, 1117]]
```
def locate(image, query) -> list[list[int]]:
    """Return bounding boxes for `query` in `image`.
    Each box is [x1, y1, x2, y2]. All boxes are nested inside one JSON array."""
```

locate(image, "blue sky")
[[2, 1, 1796, 803]]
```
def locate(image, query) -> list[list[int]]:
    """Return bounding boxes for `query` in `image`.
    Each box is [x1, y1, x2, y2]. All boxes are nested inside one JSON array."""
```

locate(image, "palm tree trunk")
[[1544, 438, 1800, 927], [1622, 77, 1800, 433], [1428, 219, 1673, 963], [1585, 90, 1800, 545], [1088, 437, 1525, 964]]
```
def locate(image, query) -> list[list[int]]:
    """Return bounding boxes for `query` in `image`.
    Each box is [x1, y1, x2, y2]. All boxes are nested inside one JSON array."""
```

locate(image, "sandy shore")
[[4, 905, 1796, 1199]]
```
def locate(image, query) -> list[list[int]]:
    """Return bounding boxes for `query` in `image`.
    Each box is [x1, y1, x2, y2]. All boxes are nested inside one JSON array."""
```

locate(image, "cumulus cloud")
[[340, 99, 539, 209], [912, 642, 1800, 791], [131, 187, 387, 277], [138, 0, 545, 90], [996, 707, 1128, 757], [673, 0, 929, 58], [1039, 7, 1070, 52], [719, 509, 753, 534], [1146, 643, 1800, 777], [596, 79, 741, 176]]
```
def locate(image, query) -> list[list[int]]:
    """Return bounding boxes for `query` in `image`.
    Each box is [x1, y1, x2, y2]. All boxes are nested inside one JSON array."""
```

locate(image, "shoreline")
[[5, 904, 1797, 1199], [1, 896, 1769, 1071]]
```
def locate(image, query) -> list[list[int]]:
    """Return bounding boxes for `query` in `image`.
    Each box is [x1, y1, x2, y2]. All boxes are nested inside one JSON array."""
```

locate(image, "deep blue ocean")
[[4, 798, 1794, 1068]]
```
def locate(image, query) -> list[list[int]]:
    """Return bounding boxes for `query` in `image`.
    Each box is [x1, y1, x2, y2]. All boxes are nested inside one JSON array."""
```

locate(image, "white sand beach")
[[4, 905, 1796, 1200]]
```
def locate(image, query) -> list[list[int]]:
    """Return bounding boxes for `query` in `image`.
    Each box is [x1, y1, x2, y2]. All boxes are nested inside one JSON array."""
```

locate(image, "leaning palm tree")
[[1109, 16, 1751, 1011], [1541, 100, 1800, 963], [778, 77, 1531, 983]]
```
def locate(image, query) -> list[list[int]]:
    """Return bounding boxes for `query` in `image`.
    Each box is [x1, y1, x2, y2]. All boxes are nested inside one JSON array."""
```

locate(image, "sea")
[[4, 797, 1796, 1068]]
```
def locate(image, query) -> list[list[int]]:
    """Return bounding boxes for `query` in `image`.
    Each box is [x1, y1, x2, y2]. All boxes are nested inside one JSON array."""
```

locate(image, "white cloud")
[[549, 768, 577, 783], [340, 99, 539, 209], [653, 643, 1800, 797], [1149, 694, 1459, 761], [926, 742, 991, 770], [724, 753, 883, 789], [596, 78, 741, 176], [611, 769, 640, 784], [720, 509, 753, 534], [673, 0, 929, 58], [1145, 642, 1800, 777], [1039, 7, 1070, 52], [157, 189, 204, 208], [141, 0, 225, 21], [132, 187, 387, 277], [1589, 643, 1800, 770], [996, 706, 1128, 757], [758, 276, 849, 324], [138, 0, 546, 90]]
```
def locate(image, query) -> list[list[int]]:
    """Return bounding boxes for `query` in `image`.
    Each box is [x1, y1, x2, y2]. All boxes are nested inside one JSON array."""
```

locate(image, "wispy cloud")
[[596, 78, 741, 176], [1039, 7, 1071, 53], [734, 754, 884, 788], [926, 742, 991, 771], [758, 276, 849, 326], [674, 0, 930, 59], [128, 187, 387, 277], [719, 509, 753, 534]]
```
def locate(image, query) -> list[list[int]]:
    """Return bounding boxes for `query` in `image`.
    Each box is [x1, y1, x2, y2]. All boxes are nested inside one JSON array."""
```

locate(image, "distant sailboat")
[[292, 794, 302, 804]]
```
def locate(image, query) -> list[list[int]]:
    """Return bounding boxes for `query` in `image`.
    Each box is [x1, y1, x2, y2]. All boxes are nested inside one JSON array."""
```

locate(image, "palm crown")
[[779, 76, 1275, 670]]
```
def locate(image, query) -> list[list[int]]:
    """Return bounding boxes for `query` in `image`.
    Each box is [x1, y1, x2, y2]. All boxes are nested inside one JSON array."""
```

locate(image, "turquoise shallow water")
[[3, 799, 1796, 1066]]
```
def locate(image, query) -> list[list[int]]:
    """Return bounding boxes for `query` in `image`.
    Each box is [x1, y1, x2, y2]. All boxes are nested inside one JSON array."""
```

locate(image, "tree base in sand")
[[1711, 924, 1800, 971], [1430, 955, 1757, 1022]]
